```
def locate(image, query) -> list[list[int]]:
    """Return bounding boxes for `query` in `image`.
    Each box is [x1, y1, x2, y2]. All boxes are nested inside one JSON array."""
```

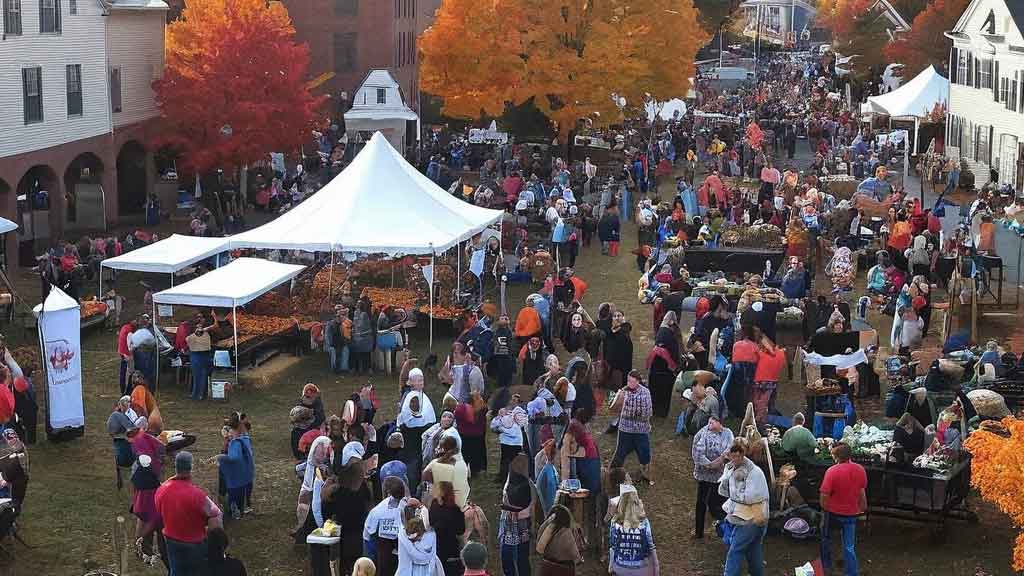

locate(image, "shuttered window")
[[39, 0, 60, 33], [22, 67, 42, 124], [66, 64, 82, 116], [1011, 72, 1019, 113], [109, 67, 122, 113], [3, 0, 21, 35]]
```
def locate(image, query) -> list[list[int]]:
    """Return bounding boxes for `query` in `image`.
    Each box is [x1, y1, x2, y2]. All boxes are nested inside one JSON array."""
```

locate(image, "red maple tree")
[[152, 0, 325, 174], [884, 0, 969, 77]]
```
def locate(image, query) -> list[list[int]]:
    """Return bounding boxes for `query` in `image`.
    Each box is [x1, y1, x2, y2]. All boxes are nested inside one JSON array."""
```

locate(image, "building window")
[[68, 0, 75, 14], [334, 0, 357, 16], [980, 59, 993, 89], [3, 0, 22, 35], [957, 52, 968, 85], [1011, 73, 1019, 113], [39, 0, 60, 33], [110, 67, 122, 113], [975, 125, 990, 163], [333, 33, 357, 73], [1000, 77, 1009, 103], [377, 88, 386, 104], [66, 64, 82, 116], [22, 67, 42, 124]]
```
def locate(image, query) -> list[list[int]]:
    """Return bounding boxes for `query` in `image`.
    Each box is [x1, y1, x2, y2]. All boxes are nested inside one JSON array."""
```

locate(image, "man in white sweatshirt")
[[718, 439, 770, 576]]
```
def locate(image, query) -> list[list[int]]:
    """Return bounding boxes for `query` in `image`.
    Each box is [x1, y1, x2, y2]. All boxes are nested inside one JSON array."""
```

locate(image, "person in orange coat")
[[514, 299, 543, 354]]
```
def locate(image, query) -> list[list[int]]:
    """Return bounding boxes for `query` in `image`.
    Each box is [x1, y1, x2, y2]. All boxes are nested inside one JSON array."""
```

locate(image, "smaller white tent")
[[646, 99, 688, 122], [0, 217, 17, 235], [102, 234, 229, 274], [865, 65, 947, 119], [152, 258, 304, 308]]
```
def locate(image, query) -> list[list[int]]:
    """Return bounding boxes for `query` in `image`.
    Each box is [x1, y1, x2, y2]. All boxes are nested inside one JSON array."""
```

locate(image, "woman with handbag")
[[536, 505, 583, 576]]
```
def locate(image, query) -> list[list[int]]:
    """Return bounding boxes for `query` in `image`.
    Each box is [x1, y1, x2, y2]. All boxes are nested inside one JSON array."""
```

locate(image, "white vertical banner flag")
[[469, 250, 486, 278], [421, 265, 434, 286], [34, 287, 85, 430]]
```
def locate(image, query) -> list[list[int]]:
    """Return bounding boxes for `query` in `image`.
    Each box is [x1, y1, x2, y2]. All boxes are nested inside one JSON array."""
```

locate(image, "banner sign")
[[37, 288, 84, 430]]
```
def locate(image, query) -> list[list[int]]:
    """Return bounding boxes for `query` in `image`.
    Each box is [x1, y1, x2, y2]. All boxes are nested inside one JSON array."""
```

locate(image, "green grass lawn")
[[2, 175, 1015, 576]]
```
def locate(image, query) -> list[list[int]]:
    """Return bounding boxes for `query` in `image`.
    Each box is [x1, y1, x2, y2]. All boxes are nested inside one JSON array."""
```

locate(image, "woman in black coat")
[[602, 311, 633, 389]]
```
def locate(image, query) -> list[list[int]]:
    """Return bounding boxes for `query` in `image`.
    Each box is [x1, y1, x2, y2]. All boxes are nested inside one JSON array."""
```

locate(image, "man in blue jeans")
[[325, 306, 350, 373], [719, 439, 770, 576], [820, 442, 867, 576]]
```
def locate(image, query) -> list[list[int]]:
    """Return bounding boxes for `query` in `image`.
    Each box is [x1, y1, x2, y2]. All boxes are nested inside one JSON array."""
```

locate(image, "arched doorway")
[[16, 165, 57, 266], [117, 140, 149, 216], [64, 152, 105, 229]]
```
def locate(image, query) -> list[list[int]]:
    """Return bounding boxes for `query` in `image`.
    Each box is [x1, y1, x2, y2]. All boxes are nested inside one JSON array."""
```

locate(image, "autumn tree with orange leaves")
[[885, 0, 969, 78], [153, 0, 324, 174], [965, 418, 1024, 571], [816, 0, 874, 40], [418, 0, 708, 138]]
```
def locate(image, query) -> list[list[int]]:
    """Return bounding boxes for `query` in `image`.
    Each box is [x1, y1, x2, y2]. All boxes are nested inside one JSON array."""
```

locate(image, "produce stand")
[[771, 424, 975, 532], [79, 299, 111, 331], [152, 258, 306, 389]]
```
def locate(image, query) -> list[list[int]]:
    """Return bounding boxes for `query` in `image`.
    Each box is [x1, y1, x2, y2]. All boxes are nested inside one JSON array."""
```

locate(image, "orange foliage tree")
[[884, 0, 969, 78], [153, 0, 324, 174], [418, 0, 708, 138], [816, 0, 874, 40], [965, 418, 1024, 571]]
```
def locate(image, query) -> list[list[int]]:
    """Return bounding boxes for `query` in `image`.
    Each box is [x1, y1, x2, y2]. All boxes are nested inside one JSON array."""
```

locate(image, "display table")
[[684, 247, 786, 275], [307, 533, 340, 576], [774, 452, 974, 532]]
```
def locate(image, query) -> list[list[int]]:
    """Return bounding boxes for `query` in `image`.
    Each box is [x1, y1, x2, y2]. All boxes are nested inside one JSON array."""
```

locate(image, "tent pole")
[[98, 265, 102, 298], [457, 243, 461, 297], [1017, 235, 1022, 310], [152, 299, 158, 398], [914, 117, 921, 202], [233, 302, 239, 386], [328, 250, 335, 306], [429, 251, 435, 350]]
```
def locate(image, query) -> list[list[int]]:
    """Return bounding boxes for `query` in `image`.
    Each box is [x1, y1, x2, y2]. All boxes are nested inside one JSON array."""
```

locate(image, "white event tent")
[[151, 257, 306, 383], [0, 217, 16, 235], [863, 65, 948, 179], [864, 65, 947, 119], [228, 131, 503, 255], [99, 234, 230, 295], [228, 131, 504, 345]]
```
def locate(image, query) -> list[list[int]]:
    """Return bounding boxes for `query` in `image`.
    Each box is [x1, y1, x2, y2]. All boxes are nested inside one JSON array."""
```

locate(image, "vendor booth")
[[100, 234, 230, 292], [151, 258, 305, 389], [228, 132, 504, 345], [863, 65, 948, 182]]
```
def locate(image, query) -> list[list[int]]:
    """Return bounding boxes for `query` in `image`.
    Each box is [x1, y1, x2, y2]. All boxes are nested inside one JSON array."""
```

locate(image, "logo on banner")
[[45, 339, 77, 378]]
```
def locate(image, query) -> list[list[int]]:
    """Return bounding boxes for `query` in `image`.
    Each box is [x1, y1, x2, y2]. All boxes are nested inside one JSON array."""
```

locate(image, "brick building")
[[282, 0, 441, 119]]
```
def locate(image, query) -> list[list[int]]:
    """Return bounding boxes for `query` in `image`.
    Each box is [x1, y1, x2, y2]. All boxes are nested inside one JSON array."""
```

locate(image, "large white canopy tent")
[[151, 258, 306, 384], [862, 65, 949, 181], [228, 131, 504, 345], [99, 234, 231, 296], [228, 132, 503, 255]]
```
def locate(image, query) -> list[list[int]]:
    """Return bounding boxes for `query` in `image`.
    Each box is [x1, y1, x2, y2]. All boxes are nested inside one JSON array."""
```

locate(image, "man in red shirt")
[[117, 318, 136, 395], [155, 451, 223, 576], [820, 442, 867, 576]]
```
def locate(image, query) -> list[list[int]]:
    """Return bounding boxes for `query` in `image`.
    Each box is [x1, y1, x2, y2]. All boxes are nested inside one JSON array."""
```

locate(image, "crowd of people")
[[93, 46, 1019, 576]]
